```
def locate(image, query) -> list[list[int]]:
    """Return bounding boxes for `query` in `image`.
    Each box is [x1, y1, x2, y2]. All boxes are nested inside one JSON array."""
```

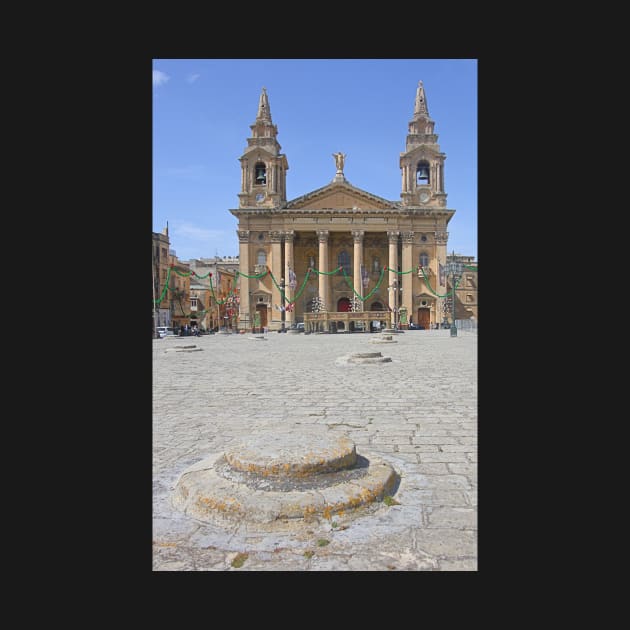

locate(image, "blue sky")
[[153, 59, 477, 262]]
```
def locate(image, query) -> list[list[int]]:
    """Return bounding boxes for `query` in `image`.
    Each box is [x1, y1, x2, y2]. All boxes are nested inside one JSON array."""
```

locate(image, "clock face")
[[255, 193, 264, 202], [419, 191, 430, 203]]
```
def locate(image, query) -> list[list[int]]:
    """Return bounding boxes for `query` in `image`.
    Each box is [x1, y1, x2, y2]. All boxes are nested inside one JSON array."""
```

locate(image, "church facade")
[[230, 82, 456, 332]]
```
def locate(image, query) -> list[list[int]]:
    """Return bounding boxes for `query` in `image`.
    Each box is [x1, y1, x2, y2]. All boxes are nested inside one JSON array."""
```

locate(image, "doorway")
[[338, 297, 351, 312], [417, 307, 431, 330], [256, 304, 268, 331]]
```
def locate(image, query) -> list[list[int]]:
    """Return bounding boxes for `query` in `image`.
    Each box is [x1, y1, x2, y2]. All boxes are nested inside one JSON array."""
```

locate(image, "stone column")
[[352, 230, 364, 313], [435, 229, 449, 326], [401, 232, 414, 328], [317, 230, 329, 314], [237, 230, 251, 331], [284, 230, 295, 327], [270, 231, 283, 330], [388, 231, 399, 328]]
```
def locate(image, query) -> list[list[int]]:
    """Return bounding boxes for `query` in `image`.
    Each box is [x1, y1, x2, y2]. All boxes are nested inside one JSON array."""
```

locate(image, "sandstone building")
[[230, 81, 461, 332]]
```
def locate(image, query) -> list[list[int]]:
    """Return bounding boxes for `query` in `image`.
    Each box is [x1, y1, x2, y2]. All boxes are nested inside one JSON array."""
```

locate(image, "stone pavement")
[[153, 329, 477, 571]]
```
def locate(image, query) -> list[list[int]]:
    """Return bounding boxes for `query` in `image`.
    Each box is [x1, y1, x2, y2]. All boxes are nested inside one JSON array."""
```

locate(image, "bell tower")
[[238, 87, 289, 208], [399, 81, 447, 208]]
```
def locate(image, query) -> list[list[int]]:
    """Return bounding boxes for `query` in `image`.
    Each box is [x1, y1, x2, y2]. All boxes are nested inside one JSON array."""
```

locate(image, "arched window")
[[338, 250, 351, 274], [254, 162, 267, 185], [419, 252, 429, 268], [416, 161, 430, 185], [257, 250, 267, 265]]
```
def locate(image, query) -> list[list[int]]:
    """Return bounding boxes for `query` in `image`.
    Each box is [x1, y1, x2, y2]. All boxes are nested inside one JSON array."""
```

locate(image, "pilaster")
[[387, 231, 399, 321], [317, 230, 330, 312], [270, 231, 283, 328], [352, 230, 364, 306], [401, 231, 414, 323], [284, 230, 295, 326], [237, 230, 251, 330]]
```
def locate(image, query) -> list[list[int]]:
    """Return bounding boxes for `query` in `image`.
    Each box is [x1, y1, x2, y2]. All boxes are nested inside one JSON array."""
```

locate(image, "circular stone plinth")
[[340, 351, 392, 364], [369, 335, 397, 344], [225, 428, 356, 477], [172, 450, 398, 525]]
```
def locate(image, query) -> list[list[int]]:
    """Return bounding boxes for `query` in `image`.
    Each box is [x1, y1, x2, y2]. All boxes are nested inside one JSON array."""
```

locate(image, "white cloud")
[[161, 165, 205, 180], [153, 70, 170, 87], [187, 73, 201, 84], [175, 223, 224, 241]]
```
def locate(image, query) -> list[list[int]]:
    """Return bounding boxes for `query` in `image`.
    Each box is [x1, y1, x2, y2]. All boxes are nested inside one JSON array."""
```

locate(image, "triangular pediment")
[[243, 146, 276, 159], [286, 180, 397, 211], [404, 146, 439, 161]]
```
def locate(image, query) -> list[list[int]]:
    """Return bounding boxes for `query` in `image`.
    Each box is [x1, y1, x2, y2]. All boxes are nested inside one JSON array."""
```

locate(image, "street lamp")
[[445, 250, 464, 337], [280, 277, 286, 333]]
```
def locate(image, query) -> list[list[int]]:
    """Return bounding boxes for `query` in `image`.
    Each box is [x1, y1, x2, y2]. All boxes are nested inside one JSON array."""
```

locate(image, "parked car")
[[296, 322, 305, 331], [156, 326, 176, 338]]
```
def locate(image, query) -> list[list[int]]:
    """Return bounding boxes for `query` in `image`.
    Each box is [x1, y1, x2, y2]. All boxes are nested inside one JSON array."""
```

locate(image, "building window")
[[257, 250, 267, 265], [372, 257, 380, 273], [191, 296, 198, 309], [467, 275, 475, 287], [466, 294, 474, 302], [338, 250, 351, 274], [416, 161, 430, 185], [419, 252, 429, 268], [255, 162, 266, 185]]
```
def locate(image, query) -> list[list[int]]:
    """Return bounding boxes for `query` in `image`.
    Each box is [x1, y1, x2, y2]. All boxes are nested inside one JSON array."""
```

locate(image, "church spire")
[[256, 87, 272, 123], [399, 80, 446, 207], [414, 80, 429, 117], [238, 87, 289, 208]]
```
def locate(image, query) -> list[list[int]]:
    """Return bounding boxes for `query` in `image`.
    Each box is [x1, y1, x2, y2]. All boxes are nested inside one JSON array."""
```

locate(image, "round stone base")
[[337, 352, 392, 364], [164, 345, 203, 353], [225, 429, 356, 477], [172, 451, 397, 525], [370, 335, 397, 344], [172, 426, 399, 526]]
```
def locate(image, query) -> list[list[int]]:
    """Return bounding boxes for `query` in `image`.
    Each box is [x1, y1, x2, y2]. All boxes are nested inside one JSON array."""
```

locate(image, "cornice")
[[230, 207, 455, 217]]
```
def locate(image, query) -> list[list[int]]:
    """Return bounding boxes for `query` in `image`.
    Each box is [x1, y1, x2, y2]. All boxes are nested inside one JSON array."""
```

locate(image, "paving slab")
[[153, 329, 477, 570]]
